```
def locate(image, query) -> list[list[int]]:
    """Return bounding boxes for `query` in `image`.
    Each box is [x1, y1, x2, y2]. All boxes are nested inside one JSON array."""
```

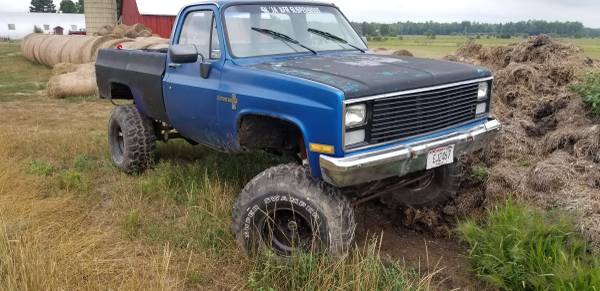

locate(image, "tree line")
[[29, 0, 84, 14], [353, 20, 600, 38]]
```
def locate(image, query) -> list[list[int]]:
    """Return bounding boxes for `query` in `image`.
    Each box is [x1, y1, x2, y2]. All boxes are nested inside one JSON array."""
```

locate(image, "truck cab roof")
[[182, 0, 336, 9]]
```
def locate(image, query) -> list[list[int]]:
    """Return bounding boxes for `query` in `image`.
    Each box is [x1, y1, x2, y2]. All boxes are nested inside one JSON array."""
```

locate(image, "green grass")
[[248, 239, 430, 291], [0, 42, 51, 101], [470, 166, 490, 183], [369, 35, 600, 59], [572, 71, 600, 116], [28, 160, 56, 176], [457, 202, 600, 290]]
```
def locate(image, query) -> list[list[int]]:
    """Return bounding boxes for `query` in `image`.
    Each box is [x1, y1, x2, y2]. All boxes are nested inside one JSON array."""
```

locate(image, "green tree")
[[59, 0, 78, 13], [76, 0, 84, 13], [29, 0, 57, 13], [380, 24, 391, 36]]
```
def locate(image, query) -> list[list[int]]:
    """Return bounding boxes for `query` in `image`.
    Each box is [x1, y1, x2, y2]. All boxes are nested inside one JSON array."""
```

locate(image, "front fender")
[[217, 62, 345, 177]]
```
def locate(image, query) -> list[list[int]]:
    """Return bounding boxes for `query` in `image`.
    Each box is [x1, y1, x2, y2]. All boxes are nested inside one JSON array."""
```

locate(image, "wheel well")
[[238, 115, 305, 157], [110, 83, 133, 100]]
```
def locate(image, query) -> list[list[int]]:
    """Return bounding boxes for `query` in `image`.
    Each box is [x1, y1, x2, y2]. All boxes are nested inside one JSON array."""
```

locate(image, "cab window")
[[178, 10, 221, 60]]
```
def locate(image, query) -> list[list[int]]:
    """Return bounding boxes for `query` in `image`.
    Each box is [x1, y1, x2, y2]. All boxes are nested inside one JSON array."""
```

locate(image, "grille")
[[368, 82, 479, 144]]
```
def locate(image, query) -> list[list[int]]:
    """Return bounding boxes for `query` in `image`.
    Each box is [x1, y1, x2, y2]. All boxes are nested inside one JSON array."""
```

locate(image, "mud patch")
[[355, 204, 484, 290]]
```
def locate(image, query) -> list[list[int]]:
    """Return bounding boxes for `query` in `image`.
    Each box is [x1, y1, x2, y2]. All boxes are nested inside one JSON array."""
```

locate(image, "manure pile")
[[402, 35, 600, 249]]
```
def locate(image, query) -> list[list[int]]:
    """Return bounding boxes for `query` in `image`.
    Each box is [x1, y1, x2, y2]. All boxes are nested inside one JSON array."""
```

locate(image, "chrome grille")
[[369, 82, 479, 144]]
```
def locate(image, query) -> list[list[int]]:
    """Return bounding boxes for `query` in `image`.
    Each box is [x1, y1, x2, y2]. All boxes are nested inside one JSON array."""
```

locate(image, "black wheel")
[[108, 105, 156, 174], [388, 162, 463, 208], [232, 164, 355, 257]]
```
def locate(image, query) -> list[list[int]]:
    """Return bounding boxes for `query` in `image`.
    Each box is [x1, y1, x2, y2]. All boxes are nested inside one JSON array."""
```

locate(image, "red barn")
[[120, 0, 196, 38]]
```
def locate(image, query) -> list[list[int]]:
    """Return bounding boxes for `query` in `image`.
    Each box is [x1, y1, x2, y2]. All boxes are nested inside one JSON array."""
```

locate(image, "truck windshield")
[[224, 4, 367, 58]]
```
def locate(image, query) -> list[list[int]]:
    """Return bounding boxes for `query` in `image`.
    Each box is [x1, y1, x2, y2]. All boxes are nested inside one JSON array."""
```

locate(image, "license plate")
[[426, 145, 455, 170]]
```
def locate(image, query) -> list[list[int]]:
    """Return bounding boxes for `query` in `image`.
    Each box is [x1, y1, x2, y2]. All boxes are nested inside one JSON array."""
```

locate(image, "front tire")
[[232, 164, 355, 257], [108, 105, 156, 174]]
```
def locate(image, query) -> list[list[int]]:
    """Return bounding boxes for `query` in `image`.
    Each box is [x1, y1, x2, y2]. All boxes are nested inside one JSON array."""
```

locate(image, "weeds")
[[470, 166, 489, 183], [57, 169, 88, 192], [457, 201, 600, 290], [572, 71, 600, 116], [248, 238, 432, 291], [28, 160, 56, 176], [73, 154, 93, 172]]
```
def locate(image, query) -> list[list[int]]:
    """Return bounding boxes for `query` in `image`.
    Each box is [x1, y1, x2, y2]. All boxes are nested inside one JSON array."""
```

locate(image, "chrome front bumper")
[[320, 119, 502, 187]]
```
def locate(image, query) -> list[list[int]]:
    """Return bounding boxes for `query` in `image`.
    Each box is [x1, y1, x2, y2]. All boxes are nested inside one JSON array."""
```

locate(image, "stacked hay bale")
[[21, 24, 169, 99], [21, 33, 168, 66]]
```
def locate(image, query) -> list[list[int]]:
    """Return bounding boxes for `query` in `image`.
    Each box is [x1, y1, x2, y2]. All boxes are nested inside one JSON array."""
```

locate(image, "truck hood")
[[250, 53, 492, 99]]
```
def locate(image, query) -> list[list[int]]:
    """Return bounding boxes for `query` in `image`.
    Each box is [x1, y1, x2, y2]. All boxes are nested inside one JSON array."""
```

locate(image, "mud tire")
[[389, 161, 464, 208], [232, 164, 355, 257], [108, 105, 156, 174]]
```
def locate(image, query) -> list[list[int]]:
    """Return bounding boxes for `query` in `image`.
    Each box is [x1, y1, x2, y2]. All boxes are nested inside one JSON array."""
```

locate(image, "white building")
[[0, 12, 86, 40]]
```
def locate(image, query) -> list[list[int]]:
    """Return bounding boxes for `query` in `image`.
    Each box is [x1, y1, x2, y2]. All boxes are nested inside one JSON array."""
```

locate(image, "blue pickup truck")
[[96, 0, 501, 257]]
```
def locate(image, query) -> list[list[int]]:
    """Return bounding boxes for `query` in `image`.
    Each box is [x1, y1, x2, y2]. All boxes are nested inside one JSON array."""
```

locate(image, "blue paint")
[[136, 1, 493, 179]]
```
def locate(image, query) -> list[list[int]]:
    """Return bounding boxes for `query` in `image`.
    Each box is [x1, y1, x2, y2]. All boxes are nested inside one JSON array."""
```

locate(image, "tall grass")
[[457, 202, 600, 290], [248, 237, 435, 291]]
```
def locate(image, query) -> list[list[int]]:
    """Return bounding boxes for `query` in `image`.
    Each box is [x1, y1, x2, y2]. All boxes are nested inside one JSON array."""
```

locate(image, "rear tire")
[[387, 162, 463, 208], [108, 105, 156, 174], [232, 164, 355, 257]]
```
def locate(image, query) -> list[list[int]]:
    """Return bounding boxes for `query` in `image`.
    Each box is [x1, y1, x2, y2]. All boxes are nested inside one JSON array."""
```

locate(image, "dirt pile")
[[400, 35, 600, 249]]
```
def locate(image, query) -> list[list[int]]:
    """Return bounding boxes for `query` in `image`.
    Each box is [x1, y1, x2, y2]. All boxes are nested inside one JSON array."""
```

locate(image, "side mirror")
[[169, 44, 199, 63]]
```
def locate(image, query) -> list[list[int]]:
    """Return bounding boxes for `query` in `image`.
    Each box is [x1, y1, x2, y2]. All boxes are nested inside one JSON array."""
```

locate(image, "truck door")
[[163, 6, 224, 146]]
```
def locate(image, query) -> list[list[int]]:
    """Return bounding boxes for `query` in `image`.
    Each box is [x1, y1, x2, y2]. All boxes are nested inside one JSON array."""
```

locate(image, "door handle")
[[168, 63, 181, 69]]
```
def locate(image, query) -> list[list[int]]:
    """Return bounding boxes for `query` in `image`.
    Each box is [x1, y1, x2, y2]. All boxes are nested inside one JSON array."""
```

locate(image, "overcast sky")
[[1, 0, 599, 28]]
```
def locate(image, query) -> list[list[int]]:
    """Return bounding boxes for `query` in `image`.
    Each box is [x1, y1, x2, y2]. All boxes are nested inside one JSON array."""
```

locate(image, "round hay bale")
[[393, 49, 413, 57], [111, 24, 130, 38], [62, 36, 98, 64], [45, 35, 73, 66], [92, 38, 135, 60], [47, 63, 97, 98], [138, 30, 153, 37], [32, 34, 52, 65], [120, 37, 169, 50], [81, 35, 117, 63], [21, 34, 46, 62], [52, 62, 79, 75], [95, 24, 114, 36], [146, 43, 169, 50], [34, 35, 55, 65]]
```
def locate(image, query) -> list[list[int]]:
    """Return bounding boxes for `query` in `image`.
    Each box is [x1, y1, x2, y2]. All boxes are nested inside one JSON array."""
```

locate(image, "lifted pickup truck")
[[96, 0, 501, 256]]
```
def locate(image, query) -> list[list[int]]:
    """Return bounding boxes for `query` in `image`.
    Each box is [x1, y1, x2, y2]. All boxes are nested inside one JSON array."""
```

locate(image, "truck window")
[[179, 10, 220, 60], [224, 5, 367, 58]]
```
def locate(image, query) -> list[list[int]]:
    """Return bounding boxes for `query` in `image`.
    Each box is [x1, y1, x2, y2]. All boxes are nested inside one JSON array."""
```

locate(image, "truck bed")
[[96, 49, 169, 122]]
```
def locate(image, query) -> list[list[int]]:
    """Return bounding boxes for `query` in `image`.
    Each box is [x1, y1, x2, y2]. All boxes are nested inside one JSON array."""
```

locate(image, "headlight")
[[477, 82, 489, 100], [345, 104, 366, 128]]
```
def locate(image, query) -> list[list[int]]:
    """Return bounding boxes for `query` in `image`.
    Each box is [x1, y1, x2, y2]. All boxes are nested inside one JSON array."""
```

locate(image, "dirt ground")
[[356, 203, 485, 290]]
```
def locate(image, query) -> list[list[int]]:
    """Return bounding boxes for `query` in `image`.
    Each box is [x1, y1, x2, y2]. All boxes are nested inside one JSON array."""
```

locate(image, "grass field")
[[2, 38, 599, 290], [369, 35, 600, 59], [0, 42, 437, 290]]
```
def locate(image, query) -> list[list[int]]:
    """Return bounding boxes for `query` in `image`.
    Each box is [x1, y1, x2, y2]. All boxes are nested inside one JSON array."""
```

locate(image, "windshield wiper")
[[251, 27, 317, 55], [307, 28, 366, 53]]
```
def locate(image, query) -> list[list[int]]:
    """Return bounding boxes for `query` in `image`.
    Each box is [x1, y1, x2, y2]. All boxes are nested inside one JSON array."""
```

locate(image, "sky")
[[1, 0, 599, 28]]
